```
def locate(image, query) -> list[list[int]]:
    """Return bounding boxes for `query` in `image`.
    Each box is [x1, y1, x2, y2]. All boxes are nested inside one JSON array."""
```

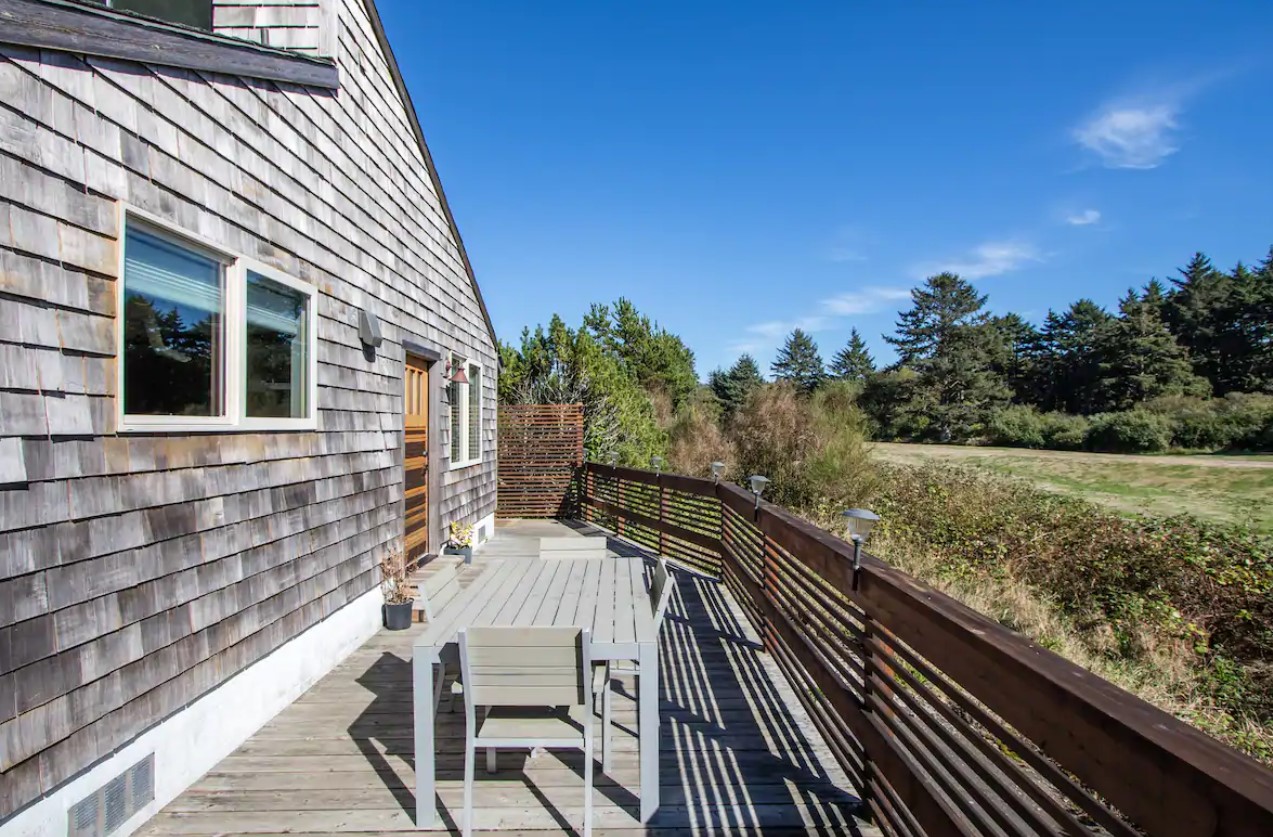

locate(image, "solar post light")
[[710, 461, 725, 483], [747, 475, 769, 512], [607, 451, 619, 467], [651, 455, 664, 474], [841, 508, 880, 590]]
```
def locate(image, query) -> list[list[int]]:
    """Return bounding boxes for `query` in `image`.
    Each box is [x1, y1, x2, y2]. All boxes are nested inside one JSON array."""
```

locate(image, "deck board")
[[139, 520, 875, 836]]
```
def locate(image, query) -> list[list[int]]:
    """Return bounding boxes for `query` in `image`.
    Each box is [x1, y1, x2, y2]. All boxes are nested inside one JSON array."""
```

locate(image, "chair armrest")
[[591, 661, 610, 695]]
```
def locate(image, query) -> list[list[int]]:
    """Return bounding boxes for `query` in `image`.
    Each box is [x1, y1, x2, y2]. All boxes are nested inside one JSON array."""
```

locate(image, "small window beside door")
[[119, 215, 318, 432], [448, 358, 483, 469]]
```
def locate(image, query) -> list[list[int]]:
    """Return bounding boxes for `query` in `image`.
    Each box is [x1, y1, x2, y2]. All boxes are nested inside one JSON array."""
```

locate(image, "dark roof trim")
[[0, 0, 339, 89], [360, 0, 498, 350], [403, 341, 442, 362]]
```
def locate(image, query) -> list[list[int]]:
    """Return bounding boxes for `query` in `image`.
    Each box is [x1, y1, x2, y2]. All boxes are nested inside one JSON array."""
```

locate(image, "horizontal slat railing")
[[578, 461, 1273, 837]]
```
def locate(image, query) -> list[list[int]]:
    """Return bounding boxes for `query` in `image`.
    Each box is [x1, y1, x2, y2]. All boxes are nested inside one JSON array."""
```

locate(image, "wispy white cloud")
[[730, 287, 908, 356], [1064, 208, 1102, 226], [824, 225, 874, 263], [916, 240, 1041, 280], [728, 316, 828, 355], [820, 286, 911, 315], [1073, 102, 1180, 169], [827, 247, 868, 263]]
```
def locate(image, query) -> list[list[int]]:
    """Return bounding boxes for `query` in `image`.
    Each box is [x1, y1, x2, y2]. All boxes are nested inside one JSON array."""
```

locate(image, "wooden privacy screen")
[[580, 462, 1273, 837], [496, 404, 584, 518]]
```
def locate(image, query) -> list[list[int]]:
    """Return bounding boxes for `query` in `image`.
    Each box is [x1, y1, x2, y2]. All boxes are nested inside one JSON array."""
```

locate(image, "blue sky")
[[381, 1, 1273, 375]]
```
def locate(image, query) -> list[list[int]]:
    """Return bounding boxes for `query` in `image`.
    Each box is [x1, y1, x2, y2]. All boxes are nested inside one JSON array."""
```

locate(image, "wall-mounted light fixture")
[[358, 309, 384, 349], [841, 508, 881, 590], [440, 354, 470, 405], [710, 461, 725, 483]]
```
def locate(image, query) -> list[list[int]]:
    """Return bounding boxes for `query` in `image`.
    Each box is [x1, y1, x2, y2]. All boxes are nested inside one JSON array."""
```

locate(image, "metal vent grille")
[[68, 754, 156, 837]]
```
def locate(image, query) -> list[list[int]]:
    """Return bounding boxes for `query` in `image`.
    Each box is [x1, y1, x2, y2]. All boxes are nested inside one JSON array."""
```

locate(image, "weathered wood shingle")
[[0, 0, 496, 819]]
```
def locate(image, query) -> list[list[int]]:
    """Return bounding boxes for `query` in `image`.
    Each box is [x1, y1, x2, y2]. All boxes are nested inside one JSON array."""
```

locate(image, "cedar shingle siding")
[[0, 0, 496, 817]]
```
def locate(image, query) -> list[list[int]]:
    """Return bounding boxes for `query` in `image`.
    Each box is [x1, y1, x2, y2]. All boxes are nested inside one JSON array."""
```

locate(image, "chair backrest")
[[538, 537, 607, 560], [459, 626, 591, 710], [650, 559, 675, 631], [416, 561, 460, 621]]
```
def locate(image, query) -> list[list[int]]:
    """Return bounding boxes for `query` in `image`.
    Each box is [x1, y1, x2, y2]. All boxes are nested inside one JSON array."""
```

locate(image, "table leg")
[[413, 645, 437, 827], [638, 642, 660, 823]]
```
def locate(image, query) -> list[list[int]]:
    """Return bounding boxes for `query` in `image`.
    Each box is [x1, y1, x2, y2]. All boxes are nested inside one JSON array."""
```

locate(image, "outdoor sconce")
[[710, 461, 725, 483], [651, 455, 664, 474], [842, 508, 881, 591], [440, 355, 470, 405], [358, 309, 383, 349], [747, 475, 769, 512]]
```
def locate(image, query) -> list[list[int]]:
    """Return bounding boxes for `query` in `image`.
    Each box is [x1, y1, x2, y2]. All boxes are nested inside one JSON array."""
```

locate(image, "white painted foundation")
[[472, 511, 496, 551], [4, 587, 384, 837]]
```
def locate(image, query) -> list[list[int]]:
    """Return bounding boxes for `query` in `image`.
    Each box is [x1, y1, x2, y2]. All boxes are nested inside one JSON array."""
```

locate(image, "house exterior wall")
[[0, 0, 497, 823], [212, 0, 329, 54]]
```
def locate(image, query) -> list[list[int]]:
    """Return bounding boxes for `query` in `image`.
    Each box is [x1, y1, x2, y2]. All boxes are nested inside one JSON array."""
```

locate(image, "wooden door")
[[404, 356, 430, 564]]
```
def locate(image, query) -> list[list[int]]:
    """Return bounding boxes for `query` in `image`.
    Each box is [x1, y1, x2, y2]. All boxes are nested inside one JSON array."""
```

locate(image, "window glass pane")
[[123, 228, 224, 416], [245, 273, 310, 418], [450, 380, 463, 461], [467, 364, 481, 461], [112, 0, 213, 29]]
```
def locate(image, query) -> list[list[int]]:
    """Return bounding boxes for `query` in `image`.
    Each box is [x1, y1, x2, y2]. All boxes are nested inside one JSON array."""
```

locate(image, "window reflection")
[[122, 229, 224, 416], [245, 273, 309, 418]]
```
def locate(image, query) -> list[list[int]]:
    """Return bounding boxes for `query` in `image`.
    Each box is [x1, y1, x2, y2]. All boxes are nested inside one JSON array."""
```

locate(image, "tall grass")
[[839, 462, 1273, 761]]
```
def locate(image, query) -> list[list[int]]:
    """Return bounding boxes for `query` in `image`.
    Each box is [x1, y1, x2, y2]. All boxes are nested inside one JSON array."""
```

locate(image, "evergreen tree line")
[[710, 249, 1273, 452]]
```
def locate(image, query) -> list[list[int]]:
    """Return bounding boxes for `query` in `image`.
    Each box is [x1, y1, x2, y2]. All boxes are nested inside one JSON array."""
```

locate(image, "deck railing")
[[579, 461, 1273, 837]]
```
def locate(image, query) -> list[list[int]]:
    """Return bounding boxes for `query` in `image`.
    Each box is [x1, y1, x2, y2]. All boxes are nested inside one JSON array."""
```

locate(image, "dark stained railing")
[[580, 461, 1273, 837]]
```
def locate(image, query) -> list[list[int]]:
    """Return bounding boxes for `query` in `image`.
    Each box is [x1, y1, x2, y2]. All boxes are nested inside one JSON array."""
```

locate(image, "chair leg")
[[583, 742, 594, 837], [602, 676, 613, 774], [433, 662, 446, 713], [486, 747, 497, 773], [463, 742, 475, 837]]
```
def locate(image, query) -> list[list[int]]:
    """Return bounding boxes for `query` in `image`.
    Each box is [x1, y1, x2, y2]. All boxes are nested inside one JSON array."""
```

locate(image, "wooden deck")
[[139, 520, 874, 836]]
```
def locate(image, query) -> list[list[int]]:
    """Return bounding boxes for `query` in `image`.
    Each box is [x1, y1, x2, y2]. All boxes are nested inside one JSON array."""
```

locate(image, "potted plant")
[[443, 521, 474, 564], [379, 547, 415, 630]]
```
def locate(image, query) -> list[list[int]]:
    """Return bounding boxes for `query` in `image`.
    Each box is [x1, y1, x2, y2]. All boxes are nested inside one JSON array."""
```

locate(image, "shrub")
[[1086, 410, 1174, 453], [988, 405, 1048, 448], [729, 382, 876, 510], [1041, 412, 1089, 450], [1220, 393, 1273, 451], [667, 394, 735, 479], [864, 461, 1273, 757]]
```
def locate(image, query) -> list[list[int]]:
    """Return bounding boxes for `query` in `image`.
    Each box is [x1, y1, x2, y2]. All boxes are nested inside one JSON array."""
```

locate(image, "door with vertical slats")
[[404, 356, 429, 564]]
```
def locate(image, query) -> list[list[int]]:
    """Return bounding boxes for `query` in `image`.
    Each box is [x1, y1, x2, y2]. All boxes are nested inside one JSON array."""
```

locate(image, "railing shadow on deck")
[[346, 556, 866, 834]]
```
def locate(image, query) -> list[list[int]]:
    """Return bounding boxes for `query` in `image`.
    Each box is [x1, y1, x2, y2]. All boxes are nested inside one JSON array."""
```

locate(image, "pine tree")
[[884, 272, 988, 364], [986, 313, 1041, 402], [710, 354, 765, 417], [1162, 252, 1241, 393], [885, 273, 1009, 440], [1097, 288, 1210, 409], [771, 329, 825, 394], [1035, 299, 1111, 414], [1249, 249, 1273, 392], [829, 328, 875, 382]]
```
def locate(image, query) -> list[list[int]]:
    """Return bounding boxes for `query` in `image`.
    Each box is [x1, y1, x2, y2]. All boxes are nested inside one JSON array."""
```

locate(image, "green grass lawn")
[[872, 442, 1273, 532]]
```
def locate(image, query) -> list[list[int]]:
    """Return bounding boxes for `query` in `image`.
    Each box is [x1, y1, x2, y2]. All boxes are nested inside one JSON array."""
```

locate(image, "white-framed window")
[[448, 357, 483, 469], [117, 209, 318, 433]]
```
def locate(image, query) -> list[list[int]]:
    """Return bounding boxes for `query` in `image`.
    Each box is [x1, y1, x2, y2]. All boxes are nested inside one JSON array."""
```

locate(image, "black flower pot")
[[443, 545, 474, 565], [383, 601, 413, 630]]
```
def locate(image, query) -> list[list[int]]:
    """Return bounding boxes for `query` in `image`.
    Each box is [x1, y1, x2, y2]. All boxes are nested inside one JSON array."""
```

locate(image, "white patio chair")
[[596, 558, 675, 772], [459, 626, 595, 837], [538, 536, 608, 560]]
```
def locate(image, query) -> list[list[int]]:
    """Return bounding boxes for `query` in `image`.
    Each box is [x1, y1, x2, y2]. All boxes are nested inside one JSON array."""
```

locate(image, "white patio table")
[[412, 556, 660, 826]]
